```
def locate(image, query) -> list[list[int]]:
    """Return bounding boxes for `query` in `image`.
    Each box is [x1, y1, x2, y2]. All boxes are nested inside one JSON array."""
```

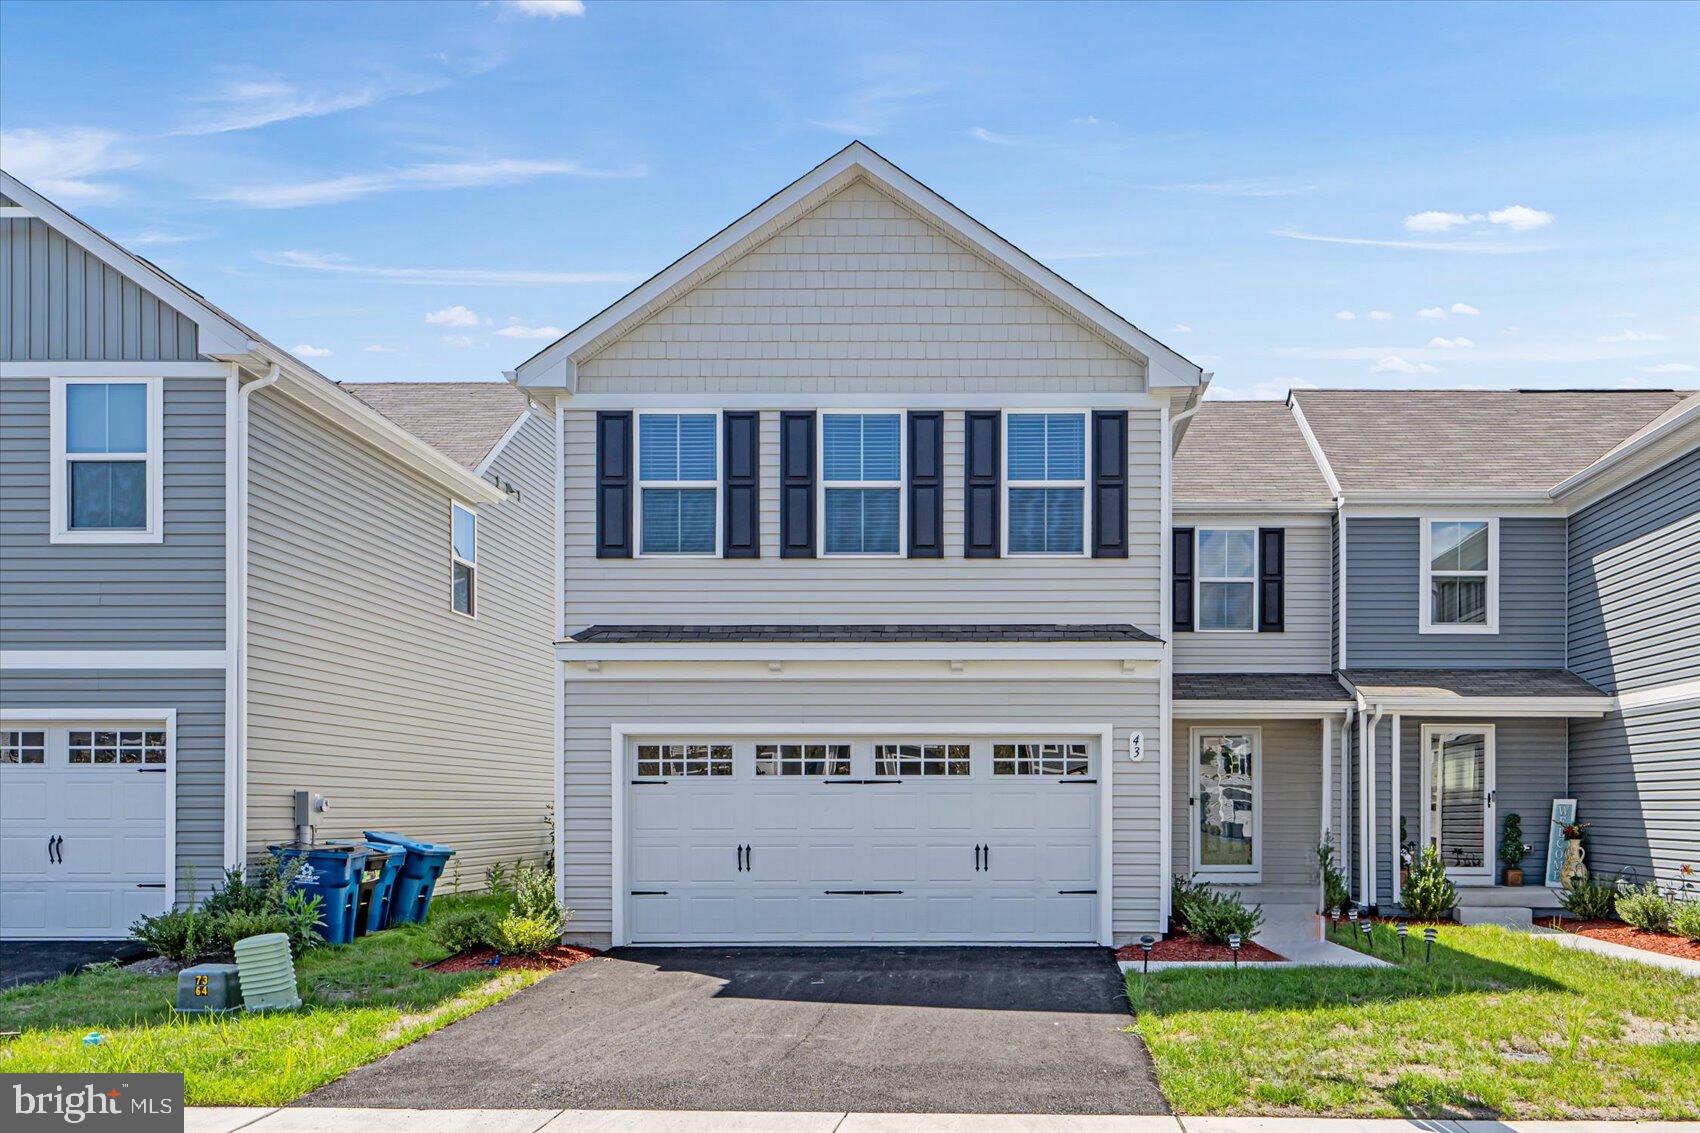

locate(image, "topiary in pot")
[[1500, 814, 1527, 887], [1402, 845, 1458, 922]]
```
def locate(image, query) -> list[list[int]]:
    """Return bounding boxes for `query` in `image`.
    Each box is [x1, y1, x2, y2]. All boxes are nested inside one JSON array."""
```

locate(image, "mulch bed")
[[1116, 932, 1285, 963], [426, 944, 600, 974], [1545, 918, 1700, 961]]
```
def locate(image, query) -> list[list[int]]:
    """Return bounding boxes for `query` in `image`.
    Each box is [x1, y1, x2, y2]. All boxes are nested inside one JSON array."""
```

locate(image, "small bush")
[[1317, 836, 1349, 915], [1671, 902, 1700, 942], [510, 862, 560, 923], [214, 911, 292, 951], [1171, 877, 1262, 943], [130, 907, 213, 964], [1169, 875, 1213, 931], [488, 912, 562, 955], [1559, 877, 1619, 920], [278, 890, 324, 956], [483, 861, 510, 896], [201, 855, 304, 919], [1617, 883, 1672, 932], [431, 906, 499, 954], [1402, 845, 1458, 921]]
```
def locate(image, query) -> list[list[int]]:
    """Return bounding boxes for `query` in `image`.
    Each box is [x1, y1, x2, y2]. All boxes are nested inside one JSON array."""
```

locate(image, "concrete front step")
[[1452, 885, 1563, 908]]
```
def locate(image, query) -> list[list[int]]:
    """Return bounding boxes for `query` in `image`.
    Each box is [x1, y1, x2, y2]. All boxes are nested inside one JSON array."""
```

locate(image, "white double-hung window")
[[451, 502, 477, 617], [1196, 528, 1257, 630], [638, 413, 718, 556], [1006, 412, 1085, 555], [1421, 518, 1497, 632], [821, 412, 902, 555], [50, 377, 163, 543]]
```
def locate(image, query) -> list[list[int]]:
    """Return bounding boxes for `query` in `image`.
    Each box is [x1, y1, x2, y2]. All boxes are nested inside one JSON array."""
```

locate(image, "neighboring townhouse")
[[0, 171, 557, 939], [513, 142, 1207, 948]]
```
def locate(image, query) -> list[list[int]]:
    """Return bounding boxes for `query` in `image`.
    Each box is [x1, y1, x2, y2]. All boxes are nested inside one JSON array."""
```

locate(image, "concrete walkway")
[[1534, 925, 1700, 977], [186, 1111, 1699, 1132], [1118, 905, 1390, 973]]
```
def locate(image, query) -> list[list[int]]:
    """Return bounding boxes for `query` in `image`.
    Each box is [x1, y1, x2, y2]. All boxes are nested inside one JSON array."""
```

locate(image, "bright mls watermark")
[[4, 1075, 183, 1131]]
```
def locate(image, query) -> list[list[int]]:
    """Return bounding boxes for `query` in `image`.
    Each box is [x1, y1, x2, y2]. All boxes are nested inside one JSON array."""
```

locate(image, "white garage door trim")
[[608, 721, 1115, 948], [1, 708, 176, 939]]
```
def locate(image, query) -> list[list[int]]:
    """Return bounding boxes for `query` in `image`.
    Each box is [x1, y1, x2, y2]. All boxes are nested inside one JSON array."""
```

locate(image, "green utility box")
[[174, 963, 243, 1015]]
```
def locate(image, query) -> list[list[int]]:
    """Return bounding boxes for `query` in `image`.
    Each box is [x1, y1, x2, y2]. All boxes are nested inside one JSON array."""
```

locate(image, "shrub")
[[1500, 814, 1526, 871], [201, 855, 303, 919], [278, 890, 324, 956], [488, 913, 562, 955], [1171, 877, 1262, 944], [511, 862, 561, 924], [483, 861, 510, 896], [1559, 877, 1619, 920], [130, 907, 213, 964], [431, 906, 499, 954], [1317, 836, 1349, 915], [1671, 902, 1700, 943], [1169, 875, 1213, 931], [1402, 845, 1458, 921], [214, 911, 293, 951], [1616, 883, 1672, 932]]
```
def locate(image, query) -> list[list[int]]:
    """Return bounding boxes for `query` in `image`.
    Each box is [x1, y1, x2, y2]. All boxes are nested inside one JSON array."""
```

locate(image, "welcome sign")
[[1545, 799, 1578, 887]]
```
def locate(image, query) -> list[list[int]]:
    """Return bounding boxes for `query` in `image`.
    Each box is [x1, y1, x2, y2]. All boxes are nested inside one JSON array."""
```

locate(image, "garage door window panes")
[[636, 743, 732, 778], [874, 742, 970, 777], [755, 743, 851, 777], [68, 729, 167, 766], [2, 731, 45, 764], [992, 742, 1088, 777]]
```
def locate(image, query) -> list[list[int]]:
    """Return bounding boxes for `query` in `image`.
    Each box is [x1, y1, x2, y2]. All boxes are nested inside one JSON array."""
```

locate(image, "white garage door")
[[0, 724, 172, 940], [624, 734, 1102, 944]]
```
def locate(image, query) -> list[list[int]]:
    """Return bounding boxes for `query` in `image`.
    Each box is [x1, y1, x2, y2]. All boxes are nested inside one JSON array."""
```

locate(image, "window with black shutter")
[[1258, 527, 1285, 632], [1172, 526, 1194, 631], [595, 411, 632, 558]]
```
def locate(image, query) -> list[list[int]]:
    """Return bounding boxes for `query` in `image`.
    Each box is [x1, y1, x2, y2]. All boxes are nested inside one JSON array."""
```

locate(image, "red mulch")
[[1116, 932, 1285, 963], [426, 944, 600, 974], [1545, 918, 1700, 961]]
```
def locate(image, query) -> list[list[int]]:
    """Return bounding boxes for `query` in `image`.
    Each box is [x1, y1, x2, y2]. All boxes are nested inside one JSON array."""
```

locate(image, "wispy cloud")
[[118, 228, 203, 247], [1450, 302, 1480, 316], [1335, 310, 1357, 321], [1274, 229, 1543, 254], [1368, 310, 1393, 321], [425, 305, 482, 327], [1276, 340, 1667, 365], [1640, 362, 1696, 374], [496, 322, 565, 340], [258, 249, 640, 286], [363, 344, 400, 354], [1170, 324, 1193, 334], [1417, 307, 1447, 319], [174, 75, 442, 136], [967, 126, 1018, 145], [808, 53, 943, 136], [1597, 328, 1666, 343], [213, 158, 642, 209], [1427, 337, 1475, 349], [293, 343, 333, 358], [1404, 210, 1469, 233], [1372, 355, 1439, 375], [1155, 179, 1317, 198], [0, 128, 139, 203], [1207, 377, 1317, 401], [1036, 248, 1146, 262], [502, 0, 586, 17]]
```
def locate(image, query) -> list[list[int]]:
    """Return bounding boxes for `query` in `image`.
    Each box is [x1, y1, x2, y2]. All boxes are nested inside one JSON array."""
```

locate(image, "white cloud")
[[1426, 337, 1475, 349], [1488, 204, 1554, 231], [118, 229, 201, 247], [1597, 329, 1666, 343], [1403, 210, 1469, 233], [503, 0, 586, 16], [213, 157, 641, 209], [1273, 229, 1540, 254], [440, 335, 477, 348], [363, 345, 399, 354], [260, 250, 639, 287], [1071, 115, 1102, 126], [173, 71, 463, 136], [496, 323, 565, 340], [1416, 307, 1447, 319], [1156, 179, 1317, 197], [1334, 310, 1356, 321], [1449, 302, 1480, 316], [1206, 377, 1316, 401], [968, 126, 1018, 145], [1371, 355, 1439, 375], [1368, 310, 1393, 321], [425, 305, 481, 328], [1170, 324, 1193, 334], [0, 127, 139, 203], [1639, 362, 1697, 373], [292, 344, 333, 358]]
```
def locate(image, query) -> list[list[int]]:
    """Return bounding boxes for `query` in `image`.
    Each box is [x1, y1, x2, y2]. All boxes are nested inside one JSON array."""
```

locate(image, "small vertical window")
[[638, 413, 718, 555], [451, 502, 477, 616], [1006, 413, 1085, 554], [1196, 528, 1257, 630], [52, 378, 160, 543], [821, 413, 901, 555]]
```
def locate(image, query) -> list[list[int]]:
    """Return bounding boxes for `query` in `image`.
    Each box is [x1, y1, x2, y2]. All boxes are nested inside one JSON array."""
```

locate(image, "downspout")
[[231, 364, 280, 862], [1362, 700, 1385, 910]]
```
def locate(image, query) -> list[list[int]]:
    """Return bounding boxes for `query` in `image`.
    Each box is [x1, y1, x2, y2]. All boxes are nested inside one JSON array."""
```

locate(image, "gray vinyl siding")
[[1569, 701, 1700, 887], [1377, 716, 1568, 908], [1331, 513, 1341, 668], [244, 393, 556, 884], [1173, 516, 1332, 673], [0, 669, 225, 904], [0, 372, 227, 647], [561, 678, 1163, 948], [1345, 516, 1567, 668], [1566, 446, 1700, 695], [564, 407, 1162, 628], [1, 218, 200, 362]]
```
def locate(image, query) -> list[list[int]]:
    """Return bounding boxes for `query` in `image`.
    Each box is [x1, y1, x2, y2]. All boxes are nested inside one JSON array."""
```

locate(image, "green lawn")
[[1126, 922, 1700, 1120], [0, 894, 550, 1106]]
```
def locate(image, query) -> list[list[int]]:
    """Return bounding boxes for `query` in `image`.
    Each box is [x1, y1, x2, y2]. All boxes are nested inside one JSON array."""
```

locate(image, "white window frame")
[[49, 375, 164, 545], [634, 410, 722, 559], [1001, 409, 1090, 558], [1419, 723, 1496, 885], [450, 500, 477, 619], [818, 409, 906, 558], [1194, 526, 1259, 633], [1418, 516, 1499, 635], [1189, 725, 1262, 882]]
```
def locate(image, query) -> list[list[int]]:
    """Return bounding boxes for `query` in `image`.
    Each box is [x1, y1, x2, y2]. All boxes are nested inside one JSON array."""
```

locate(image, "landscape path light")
[[1228, 933, 1242, 969], [1397, 923, 1408, 958], [1424, 926, 1438, 962], [1139, 934, 1155, 977], [1359, 919, 1373, 950]]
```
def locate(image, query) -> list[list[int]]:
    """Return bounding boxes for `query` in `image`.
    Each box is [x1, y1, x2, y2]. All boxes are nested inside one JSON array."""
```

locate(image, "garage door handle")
[[630, 890, 667, 896], [631, 779, 669, 785], [824, 779, 902, 785], [1058, 779, 1097, 785], [983, 844, 990, 870], [1059, 889, 1097, 895], [137, 883, 166, 890], [824, 890, 904, 895]]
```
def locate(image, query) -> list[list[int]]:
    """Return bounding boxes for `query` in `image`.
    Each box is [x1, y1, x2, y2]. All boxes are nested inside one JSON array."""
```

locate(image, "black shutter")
[[595, 411, 632, 559], [964, 410, 1001, 558], [722, 411, 760, 558], [1172, 526, 1194, 632], [907, 411, 943, 558], [1259, 527, 1285, 632], [1091, 410, 1129, 558], [779, 411, 815, 558]]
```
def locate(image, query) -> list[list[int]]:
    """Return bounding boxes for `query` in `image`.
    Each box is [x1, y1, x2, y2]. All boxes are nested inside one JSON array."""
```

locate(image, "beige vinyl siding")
[[561, 678, 1163, 948], [244, 395, 556, 882], [1173, 514, 1333, 673]]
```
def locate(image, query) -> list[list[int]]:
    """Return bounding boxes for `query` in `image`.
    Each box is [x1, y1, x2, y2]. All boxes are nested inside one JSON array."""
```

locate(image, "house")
[[0, 171, 558, 940]]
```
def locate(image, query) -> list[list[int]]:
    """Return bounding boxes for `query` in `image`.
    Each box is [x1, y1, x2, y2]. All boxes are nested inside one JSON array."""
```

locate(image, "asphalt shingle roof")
[[569, 624, 1162, 644], [340, 382, 531, 471], [1341, 669, 1609, 699], [1174, 672, 1351, 701], [1291, 389, 1689, 493], [1173, 400, 1333, 504]]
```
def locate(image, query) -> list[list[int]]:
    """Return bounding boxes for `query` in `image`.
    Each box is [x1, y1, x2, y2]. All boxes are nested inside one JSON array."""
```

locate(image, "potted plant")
[[1501, 813, 1527, 886], [1559, 820, 1591, 888]]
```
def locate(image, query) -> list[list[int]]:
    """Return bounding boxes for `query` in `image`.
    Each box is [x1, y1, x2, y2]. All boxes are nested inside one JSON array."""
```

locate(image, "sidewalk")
[[186, 1109, 1697, 1132]]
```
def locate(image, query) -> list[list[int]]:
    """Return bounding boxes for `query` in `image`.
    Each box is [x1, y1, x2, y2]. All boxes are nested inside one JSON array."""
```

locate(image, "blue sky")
[[3, 0, 1696, 397]]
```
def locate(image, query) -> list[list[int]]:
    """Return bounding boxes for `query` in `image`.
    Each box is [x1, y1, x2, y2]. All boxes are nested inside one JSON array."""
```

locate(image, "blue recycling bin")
[[363, 831, 456, 926], [269, 840, 370, 946], [355, 843, 405, 936]]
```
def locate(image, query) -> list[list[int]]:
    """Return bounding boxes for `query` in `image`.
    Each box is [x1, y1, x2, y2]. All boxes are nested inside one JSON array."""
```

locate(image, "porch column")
[[1390, 714, 1402, 906], [1320, 714, 1333, 913]]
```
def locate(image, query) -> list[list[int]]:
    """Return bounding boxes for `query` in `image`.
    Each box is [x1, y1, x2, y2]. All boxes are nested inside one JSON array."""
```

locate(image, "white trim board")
[[558, 642, 1165, 664], [1, 651, 228, 670], [1172, 701, 1353, 718], [563, 658, 1160, 682]]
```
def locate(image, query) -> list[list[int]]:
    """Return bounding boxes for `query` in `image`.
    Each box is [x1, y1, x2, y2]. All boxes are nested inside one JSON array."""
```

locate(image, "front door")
[[1190, 728, 1260, 883], [1421, 725, 1495, 884]]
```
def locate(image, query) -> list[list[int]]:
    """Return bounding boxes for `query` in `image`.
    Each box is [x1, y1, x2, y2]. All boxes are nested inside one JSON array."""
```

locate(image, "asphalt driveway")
[[304, 946, 1167, 1114], [1, 940, 145, 989]]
